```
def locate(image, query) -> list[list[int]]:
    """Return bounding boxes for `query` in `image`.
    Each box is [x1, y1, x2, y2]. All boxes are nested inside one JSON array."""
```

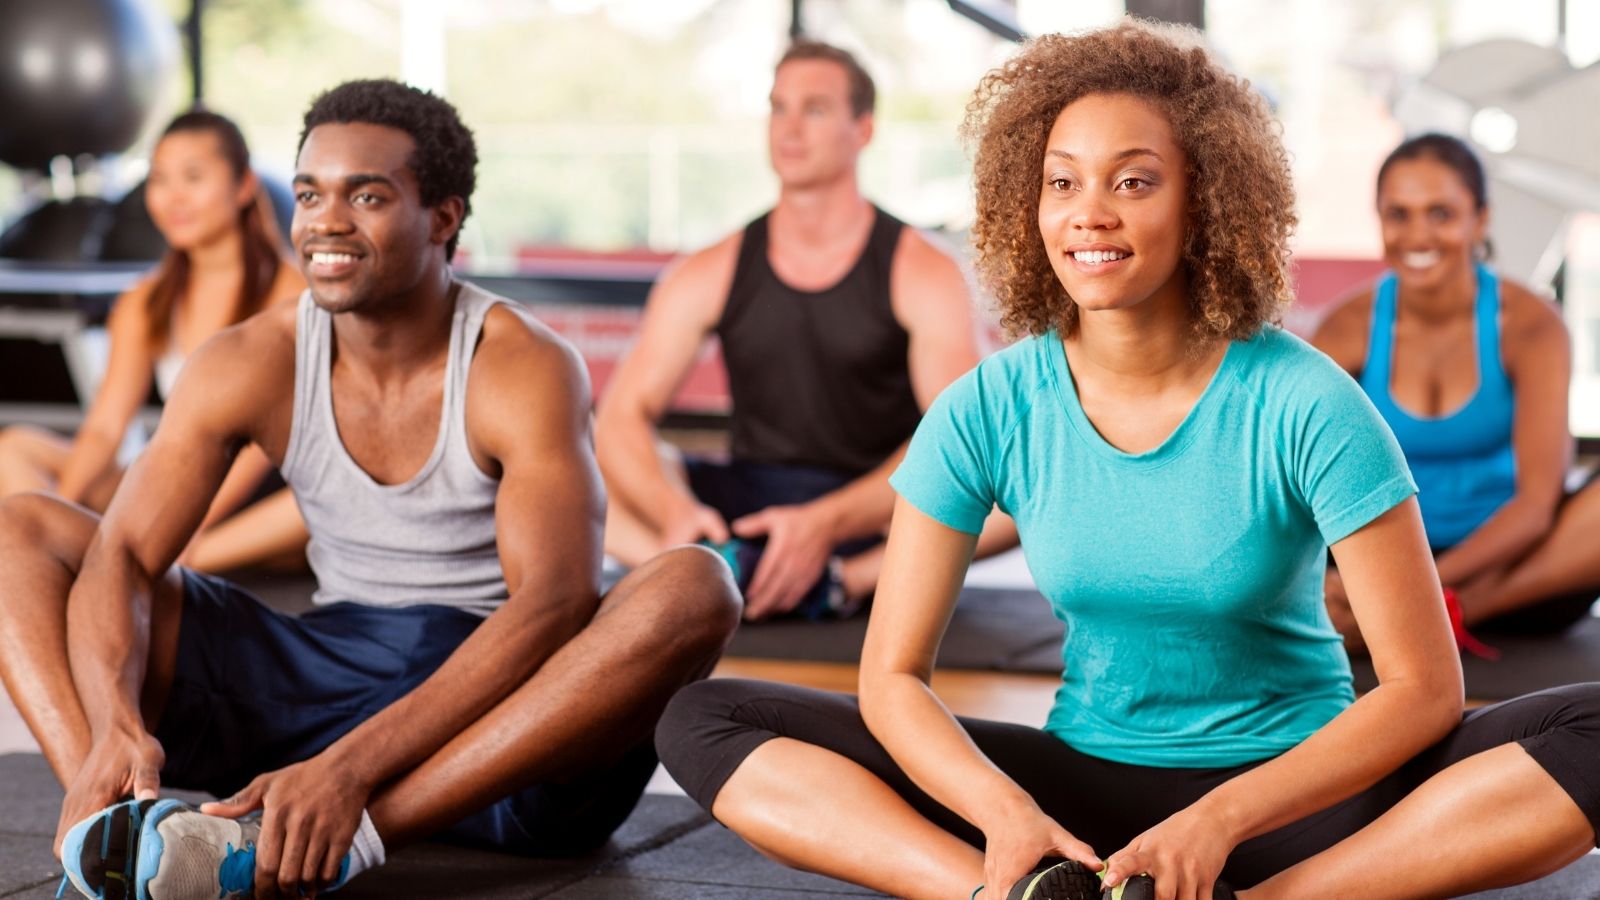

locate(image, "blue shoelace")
[[218, 842, 349, 896], [218, 841, 256, 894]]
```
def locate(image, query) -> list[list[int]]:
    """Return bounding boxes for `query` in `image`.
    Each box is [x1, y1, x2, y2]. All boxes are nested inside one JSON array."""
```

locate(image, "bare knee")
[[0, 491, 98, 565], [0, 426, 40, 488], [626, 545, 742, 648], [0, 423, 41, 457]]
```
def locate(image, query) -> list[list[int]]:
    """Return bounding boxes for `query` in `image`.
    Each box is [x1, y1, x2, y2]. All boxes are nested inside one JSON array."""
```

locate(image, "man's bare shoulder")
[[890, 226, 973, 320], [472, 300, 590, 411], [462, 300, 593, 474], [895, 226, 964, 274], [182, 302, 297, 384], [651, 231, 742, 302], [158, 302, 297, 442]]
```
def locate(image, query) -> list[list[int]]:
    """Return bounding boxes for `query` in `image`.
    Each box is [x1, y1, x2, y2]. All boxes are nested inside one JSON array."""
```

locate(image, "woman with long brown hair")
[[0, 110, 307, 571]]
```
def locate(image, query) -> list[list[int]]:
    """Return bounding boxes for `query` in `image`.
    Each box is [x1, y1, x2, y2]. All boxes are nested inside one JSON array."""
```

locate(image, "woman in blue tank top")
[[657, 22, 1600, 900], [1313, 134, 1600, 650]]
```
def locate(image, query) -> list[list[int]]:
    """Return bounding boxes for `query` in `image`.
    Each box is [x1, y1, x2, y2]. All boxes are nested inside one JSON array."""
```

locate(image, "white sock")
[[346, 809, 386, 878]]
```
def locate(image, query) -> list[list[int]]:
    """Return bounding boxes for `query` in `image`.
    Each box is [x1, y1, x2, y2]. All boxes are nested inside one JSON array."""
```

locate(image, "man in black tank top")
[[0, 81, 739, 897], [597, 41, 1017, 621]]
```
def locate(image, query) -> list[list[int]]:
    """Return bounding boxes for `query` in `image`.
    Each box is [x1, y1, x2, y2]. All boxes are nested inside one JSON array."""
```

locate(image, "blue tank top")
[[1358, 264, 1515, 549]]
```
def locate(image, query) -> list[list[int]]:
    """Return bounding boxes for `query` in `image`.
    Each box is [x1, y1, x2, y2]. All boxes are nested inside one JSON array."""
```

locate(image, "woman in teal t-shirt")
[[656, 21, 1600, 900], [1314, 133, 1600, 651]]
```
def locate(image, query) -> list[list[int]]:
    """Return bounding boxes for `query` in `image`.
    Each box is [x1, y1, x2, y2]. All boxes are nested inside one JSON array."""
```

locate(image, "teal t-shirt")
[[889, 327, 1416, 768]]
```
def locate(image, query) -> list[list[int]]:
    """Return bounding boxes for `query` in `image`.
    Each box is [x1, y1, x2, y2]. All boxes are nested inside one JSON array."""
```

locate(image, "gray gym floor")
[[0, 753, 882, 898], [2, 749, 1598, 898]]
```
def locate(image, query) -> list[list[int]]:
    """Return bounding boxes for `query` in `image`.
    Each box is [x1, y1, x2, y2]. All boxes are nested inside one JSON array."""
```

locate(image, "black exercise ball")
[[0, 0, 179, 171], [0, 198, 116, 261], [97, 179, 165, 261]]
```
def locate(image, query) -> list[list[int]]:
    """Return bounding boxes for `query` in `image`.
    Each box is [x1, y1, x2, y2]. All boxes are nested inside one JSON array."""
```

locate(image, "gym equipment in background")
[[91, 169, 296, 264], [0, 0, 178, 171], [0, 0, 185, 271], [0, 0, 179, 418], [0, 197, 117, 263], [1393, 38, 1600, 286]]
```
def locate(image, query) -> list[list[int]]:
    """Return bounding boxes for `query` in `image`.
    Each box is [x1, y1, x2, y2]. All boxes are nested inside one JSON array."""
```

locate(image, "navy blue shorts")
[[152, 570, 656, 856], [685, 459, 861, 524]]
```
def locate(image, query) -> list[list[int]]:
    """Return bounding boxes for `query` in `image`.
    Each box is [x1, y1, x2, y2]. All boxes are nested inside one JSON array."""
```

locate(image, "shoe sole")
[[1008, 859, 1102, 900], [1106, 874, 1155, 900], [63, 799, 156, 900]]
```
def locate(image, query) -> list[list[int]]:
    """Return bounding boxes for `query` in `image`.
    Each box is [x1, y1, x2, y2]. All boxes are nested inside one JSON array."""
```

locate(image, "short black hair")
[[298, 79, 477, 260]]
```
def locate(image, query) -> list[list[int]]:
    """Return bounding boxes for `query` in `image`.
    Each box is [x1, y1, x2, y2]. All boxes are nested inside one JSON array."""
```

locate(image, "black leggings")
[[657, 679, 1600, 888]]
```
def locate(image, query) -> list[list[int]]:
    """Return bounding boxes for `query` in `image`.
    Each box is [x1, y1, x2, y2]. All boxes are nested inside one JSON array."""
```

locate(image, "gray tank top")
[[282, 282, 513, 617]]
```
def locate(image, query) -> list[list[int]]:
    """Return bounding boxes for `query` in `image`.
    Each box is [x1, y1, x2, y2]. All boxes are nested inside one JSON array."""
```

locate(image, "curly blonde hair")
[[962, 20, 1296, 341]]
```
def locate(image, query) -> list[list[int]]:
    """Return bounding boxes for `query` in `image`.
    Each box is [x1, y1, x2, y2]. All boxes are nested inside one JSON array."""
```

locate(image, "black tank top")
[[716, 206, 921, 475]]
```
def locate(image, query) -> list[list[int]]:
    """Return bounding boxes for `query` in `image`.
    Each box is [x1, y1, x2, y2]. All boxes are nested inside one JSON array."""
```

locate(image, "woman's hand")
[[1102, 804, 1235, 900], [980, 799, 1101, 899]]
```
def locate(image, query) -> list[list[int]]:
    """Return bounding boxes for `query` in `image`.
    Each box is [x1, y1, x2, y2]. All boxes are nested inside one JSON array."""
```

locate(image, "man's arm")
[[202, 307, 610, 890], [55, 316, 289, 849], [595, 236, 738, 547], [737, 229, 982, 616]]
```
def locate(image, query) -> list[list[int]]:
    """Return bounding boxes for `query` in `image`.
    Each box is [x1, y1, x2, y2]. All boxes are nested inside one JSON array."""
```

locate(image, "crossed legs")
[[659, 680, 1598, 900], [369, 545, 740, 847], [0, 492, 183, 785], [0, 491, 741, 856]]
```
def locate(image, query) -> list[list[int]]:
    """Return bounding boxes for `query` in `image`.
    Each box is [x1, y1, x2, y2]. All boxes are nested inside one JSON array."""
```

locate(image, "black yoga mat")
[[231, 572, 1600, 701], [0, 752, 874, 899], [725, 586, 1066, 671], [1349, 614, 1600, 700], [2, 752, 1595, 898], [728, 586, 1600, 704]]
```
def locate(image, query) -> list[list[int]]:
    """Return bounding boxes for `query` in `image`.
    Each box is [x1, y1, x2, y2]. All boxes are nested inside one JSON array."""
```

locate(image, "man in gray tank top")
[[597, 40, 1016, 621], [0, 80, 739, 899]]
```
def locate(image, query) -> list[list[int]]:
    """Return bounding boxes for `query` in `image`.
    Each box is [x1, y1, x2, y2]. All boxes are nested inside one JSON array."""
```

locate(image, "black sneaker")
[[1103, 874, 1154, 900], [1104, 873, 1238, 900], [1006, 858, 1102, 900]]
